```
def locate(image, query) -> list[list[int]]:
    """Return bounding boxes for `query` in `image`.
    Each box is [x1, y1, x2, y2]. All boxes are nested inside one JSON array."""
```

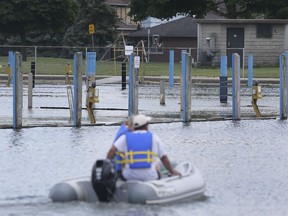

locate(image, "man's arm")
[[107, 146, 118, 160], [160, 155, 181, 176]]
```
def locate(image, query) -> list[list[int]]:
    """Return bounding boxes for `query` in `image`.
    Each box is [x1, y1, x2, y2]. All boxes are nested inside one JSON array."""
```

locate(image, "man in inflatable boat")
[[107, 114, 181, 181]]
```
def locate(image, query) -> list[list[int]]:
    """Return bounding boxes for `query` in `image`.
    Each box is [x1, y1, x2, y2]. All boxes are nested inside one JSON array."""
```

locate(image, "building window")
[[256, 24, 273, 38]]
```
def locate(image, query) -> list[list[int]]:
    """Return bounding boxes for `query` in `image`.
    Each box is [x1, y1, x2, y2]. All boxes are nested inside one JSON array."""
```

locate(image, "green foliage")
[[62, 0, 118, 47], [0, 0, 78, 42], [212, 0, 258, 18], [129, 0, 288, 20], [243, 0, 288, 18], [129, 0, 213, 21]]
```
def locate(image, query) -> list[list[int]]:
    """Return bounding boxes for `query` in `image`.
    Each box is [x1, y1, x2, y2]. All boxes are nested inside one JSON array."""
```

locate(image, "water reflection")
[[67, 127, 86, 147], [9, 130, 25, 148]]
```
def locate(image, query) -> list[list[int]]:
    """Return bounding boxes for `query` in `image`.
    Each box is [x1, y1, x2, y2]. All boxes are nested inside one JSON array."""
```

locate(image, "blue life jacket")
[[113, 123, 129, 171], [125, 132, 155, 169]]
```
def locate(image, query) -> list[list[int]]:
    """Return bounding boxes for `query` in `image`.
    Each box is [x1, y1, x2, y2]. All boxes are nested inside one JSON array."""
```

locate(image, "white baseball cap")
[[133, 114, 152, 128]]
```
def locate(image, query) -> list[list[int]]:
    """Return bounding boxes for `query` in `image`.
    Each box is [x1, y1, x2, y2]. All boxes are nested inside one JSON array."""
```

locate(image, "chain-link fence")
[[0, 45, 281, 81], [0, 45, 282, 128], [0, 45, 255, 77]]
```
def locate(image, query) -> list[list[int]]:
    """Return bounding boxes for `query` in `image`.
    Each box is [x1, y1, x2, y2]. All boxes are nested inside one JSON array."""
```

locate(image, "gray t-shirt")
[[113, 130, 166, 181]]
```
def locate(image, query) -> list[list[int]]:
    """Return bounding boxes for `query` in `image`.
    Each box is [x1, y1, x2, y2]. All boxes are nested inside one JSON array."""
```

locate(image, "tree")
[[242, 0, 288, 18], [128, 0, 213, 21], [212, 0, 260, 19], [0, 0, 78, 59], [62, 0, 118, 49], [128, 0, 288, 20], [213, 0, 288, 18]]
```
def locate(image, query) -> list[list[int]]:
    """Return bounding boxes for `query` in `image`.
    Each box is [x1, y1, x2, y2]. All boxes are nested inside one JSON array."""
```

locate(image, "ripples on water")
[[1, 119, 288, 215]]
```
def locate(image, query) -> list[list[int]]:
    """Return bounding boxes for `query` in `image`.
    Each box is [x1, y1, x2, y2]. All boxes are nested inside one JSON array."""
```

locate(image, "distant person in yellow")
[[65, 62, 72, 84]]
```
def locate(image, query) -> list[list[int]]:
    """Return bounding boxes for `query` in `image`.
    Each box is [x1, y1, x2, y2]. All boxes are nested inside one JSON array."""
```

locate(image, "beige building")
[[196, 19, 288, 67]]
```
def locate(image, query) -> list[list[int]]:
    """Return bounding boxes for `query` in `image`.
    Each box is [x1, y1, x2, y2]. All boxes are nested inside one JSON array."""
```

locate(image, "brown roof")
[[116, 19, 137, 31], [128, 12, 224, 38], [128, 17, 197, 38]]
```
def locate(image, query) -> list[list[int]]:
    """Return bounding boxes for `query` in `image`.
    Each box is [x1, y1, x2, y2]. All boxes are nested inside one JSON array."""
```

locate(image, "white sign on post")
[[134, 56, 140, 69], [125, 46, 133, 56]]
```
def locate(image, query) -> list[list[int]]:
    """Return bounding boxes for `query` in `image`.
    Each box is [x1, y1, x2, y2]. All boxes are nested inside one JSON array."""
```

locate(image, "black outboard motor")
[[91, 159, 117, 202]]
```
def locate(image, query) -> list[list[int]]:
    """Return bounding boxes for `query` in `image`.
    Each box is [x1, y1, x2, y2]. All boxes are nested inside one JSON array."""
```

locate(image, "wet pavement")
[[0, 76, 280, 128]]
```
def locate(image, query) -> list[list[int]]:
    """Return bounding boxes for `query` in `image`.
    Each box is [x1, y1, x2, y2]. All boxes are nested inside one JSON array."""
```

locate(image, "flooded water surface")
[[1, 119, 288, 216], [0, 82, 287, 215]]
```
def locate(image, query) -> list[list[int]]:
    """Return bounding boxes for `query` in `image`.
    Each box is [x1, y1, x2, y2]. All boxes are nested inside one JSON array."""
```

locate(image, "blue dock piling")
[[73, 52, 83, 127], [220, 56, 228, 103], [86, 52, 96, 78], [169, 50, 174, 88]]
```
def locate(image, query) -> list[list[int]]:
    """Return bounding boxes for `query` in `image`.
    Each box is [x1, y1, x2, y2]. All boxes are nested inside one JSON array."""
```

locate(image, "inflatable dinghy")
[[49, 160, 205, 204]]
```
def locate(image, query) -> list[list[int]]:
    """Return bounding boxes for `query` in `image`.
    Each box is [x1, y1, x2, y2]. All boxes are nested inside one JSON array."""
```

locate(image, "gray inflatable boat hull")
[[49, 161, 205, 204]]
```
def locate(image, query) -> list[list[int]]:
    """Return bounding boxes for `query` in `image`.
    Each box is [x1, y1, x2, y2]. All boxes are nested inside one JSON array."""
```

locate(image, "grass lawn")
[[0, 56, 280, 78]]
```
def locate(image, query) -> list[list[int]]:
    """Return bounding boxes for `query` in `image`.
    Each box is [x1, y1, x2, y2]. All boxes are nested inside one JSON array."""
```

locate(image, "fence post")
[[121, 62, 126, 90], [128, 54, 134, 116], [134, 56, 139, 115], [31, 62, 35, 88], [28, 73, 33, 108], [232, 53, 241, 120], [160, 79, 165, 105], [34, 46, 37, 75]]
